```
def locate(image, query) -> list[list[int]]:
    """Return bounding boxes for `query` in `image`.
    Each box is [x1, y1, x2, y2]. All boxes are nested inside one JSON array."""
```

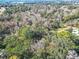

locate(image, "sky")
[[3, 0, 77, 1], [0, 0, 79, 3]]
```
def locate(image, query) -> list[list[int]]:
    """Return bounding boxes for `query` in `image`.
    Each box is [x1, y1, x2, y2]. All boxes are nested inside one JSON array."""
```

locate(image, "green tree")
[[3, 26, 31, 58]]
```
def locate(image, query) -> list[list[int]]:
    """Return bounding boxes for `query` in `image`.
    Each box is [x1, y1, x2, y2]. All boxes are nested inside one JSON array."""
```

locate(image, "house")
[[0, 7, 6, 15], [72, 27, 79, 36]]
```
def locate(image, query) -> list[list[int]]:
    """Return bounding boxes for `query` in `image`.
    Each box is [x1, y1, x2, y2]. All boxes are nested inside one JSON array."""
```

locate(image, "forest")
[[0, 4, 79, 59]]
